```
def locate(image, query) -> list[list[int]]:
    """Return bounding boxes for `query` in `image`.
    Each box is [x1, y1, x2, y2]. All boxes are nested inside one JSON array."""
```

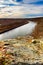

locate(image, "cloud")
[[0, 0, 43, 18], [0, 0, 43, 4], [0, 0, 20, 5], [0, 4, 43, 18]]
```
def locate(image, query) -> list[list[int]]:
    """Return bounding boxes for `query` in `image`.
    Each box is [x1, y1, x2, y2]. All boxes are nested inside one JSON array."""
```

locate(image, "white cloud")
[[0, 0, 43, 18], [0, 0, 20, 5], [0, 4, 7, 7], [0, 0, 43, 5]]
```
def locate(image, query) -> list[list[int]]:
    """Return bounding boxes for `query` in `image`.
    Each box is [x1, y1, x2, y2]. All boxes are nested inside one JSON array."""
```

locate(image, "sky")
[[0, 0, 43, 18]]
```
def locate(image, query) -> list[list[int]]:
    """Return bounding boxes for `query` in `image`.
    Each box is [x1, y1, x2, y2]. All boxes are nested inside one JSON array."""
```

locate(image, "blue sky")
[[0, 0, 43, 18], [29, 1, 43, 5]]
